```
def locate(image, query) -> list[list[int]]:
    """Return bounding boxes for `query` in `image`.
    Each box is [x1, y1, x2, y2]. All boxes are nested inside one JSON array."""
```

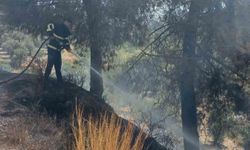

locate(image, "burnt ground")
[[0, 71, 167, 150]]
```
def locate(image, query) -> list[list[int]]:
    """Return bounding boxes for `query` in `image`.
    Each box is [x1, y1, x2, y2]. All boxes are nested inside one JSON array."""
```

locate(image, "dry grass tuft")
[[71, 104, 148, 150]]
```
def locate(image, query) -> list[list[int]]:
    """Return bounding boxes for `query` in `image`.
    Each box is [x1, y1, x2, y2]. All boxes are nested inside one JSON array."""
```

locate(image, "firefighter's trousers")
[[44, 48, 63, 84]]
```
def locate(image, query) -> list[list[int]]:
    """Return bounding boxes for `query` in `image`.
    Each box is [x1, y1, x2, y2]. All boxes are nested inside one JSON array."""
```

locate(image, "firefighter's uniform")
[[44, 22, 71, 84]]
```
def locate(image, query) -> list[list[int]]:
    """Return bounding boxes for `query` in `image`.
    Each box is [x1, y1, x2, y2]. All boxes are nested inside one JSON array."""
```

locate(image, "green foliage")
[[208, 105, 234, 145], [1, 28, 41, 68], [241, 124, 250, 148]]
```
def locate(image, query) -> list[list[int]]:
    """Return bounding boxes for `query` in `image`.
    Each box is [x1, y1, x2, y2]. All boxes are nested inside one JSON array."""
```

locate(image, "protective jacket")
[[46, 23, 71, 51], [44, 22, 71, 84]]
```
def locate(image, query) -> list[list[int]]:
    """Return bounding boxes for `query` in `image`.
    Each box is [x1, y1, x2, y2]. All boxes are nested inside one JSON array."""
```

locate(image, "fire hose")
[[0, 38, 50, 85]]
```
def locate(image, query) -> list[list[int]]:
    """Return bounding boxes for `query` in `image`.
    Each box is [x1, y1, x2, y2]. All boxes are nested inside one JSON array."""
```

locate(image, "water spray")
[[69, 50, 205, 149]]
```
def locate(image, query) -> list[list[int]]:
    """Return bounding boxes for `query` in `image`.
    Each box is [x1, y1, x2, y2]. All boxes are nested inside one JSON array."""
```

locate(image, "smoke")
[[85, 65, 205, 149]]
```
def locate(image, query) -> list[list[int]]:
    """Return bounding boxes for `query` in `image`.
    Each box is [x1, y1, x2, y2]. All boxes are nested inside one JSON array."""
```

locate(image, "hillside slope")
[[0, 71, 167, 150]]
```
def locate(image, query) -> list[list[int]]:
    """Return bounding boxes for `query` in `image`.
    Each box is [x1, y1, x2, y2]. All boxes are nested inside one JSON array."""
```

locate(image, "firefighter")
[[44, 18, 73, 87]]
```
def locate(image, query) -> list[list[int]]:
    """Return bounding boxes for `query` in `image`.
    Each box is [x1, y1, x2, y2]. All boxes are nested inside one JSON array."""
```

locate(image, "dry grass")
[[1, 113, 66, 150], [71, 104, 148, 150]]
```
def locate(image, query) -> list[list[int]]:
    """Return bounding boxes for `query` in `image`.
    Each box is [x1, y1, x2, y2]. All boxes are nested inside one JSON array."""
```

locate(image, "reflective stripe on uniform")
[[53, 33, 65, 40], [48, 44, 59, 50]]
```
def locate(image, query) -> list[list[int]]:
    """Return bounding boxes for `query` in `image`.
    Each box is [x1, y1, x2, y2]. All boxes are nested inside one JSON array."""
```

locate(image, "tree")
[[85, 0, 104, 98], [179, 0, 201, 149]]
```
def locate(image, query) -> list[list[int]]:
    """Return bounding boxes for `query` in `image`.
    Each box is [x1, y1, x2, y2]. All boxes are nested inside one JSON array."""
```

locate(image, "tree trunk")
[[85, 0, 103, 98], [227, 0, 236, 50], [180, 0, 200, 149]]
